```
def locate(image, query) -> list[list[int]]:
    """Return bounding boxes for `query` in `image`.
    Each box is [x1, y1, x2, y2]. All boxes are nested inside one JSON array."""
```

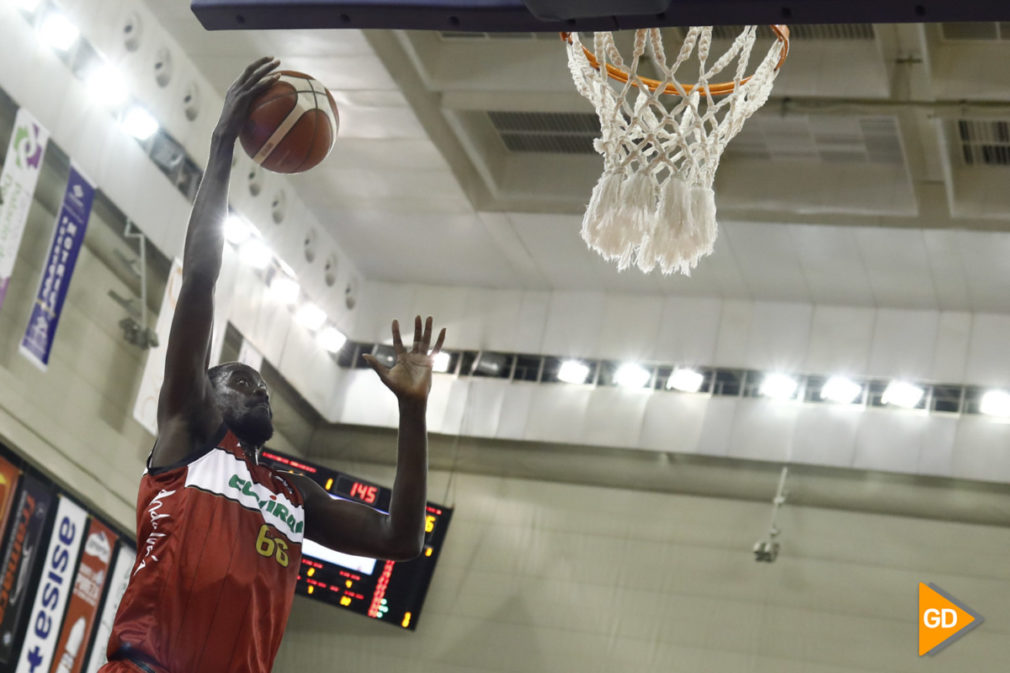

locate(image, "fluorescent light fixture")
[[269, 275, 300, 305], [40, 12, 79, 51], [760, 373, 798, 400], [881, 380, 924, 408], [614, 363, 651, 389], [980, 390, 1010, 417], [667, 367, 704, 393], [432, 352, 451, 373], [820, 376, 862, 404], [223, 215, 252, 245], [122, 105, 158, 140], [276, 257, 296, 278], [295, 303, 327, 331], [317, 326, 347, 353], [557, 360, 590, 384], [86, 64, 128, 107], [17, 0, 44, 13], [239, 238, 273, 270]]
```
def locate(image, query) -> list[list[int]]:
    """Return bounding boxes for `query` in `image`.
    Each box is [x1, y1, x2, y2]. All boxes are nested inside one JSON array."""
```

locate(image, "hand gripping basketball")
[[216, 57, 281, 140]]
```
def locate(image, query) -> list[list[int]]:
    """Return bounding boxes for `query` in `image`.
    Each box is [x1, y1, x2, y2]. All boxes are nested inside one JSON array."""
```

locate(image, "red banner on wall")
[[48, 517, 117, 673], [0, 455, 21, 546]]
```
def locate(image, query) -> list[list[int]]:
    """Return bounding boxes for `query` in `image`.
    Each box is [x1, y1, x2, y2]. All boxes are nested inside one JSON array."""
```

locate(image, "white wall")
[[275, 466, 1010, 673]]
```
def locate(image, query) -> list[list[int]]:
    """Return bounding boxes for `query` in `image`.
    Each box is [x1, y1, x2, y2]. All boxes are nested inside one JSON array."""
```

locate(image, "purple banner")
[[19, 166, 94, 370]]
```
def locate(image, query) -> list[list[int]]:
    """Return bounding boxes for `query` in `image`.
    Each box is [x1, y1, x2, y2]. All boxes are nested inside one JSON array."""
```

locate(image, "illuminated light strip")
[[426, 506, 443, 515], [367, 560, 395, 618]]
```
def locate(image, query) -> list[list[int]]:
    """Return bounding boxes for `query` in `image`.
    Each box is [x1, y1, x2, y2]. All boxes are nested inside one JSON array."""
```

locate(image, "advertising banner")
[[0, 454, 22, 548], [15, 495, 88, 673], [82, 543, 135, 673], [19, 165, 95, 370], [48, 518, 116, 673], [0, 108, 50, 311], [0, 475, 55, 667]]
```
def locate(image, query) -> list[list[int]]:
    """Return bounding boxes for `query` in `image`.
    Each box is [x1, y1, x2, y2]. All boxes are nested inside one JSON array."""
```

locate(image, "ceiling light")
[[239, 238, 273, 270], [760, 373, 798, 400], [881, 381, 924, 409], [317, 326, 347, 353], [295, 303, 327, 331], [667, 368, 704, 393], [17, 0, 44, 13], [122, 106, 158, 140], [980, 390, 1010, 418], [557, 360, 590, 384], [820, 376, 862, 404], [614, 363, 651, 389], [276, 257, 296, 278], [269, 275, 300, 305], [432, 352, 451, 373], [223, 215, 252, 245], [40, 12, 79, 51], [86, 64, 128, 107]]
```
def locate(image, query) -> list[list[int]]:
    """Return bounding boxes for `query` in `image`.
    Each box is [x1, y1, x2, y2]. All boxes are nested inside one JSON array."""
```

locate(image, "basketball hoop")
[[563, 26, 789, 274]]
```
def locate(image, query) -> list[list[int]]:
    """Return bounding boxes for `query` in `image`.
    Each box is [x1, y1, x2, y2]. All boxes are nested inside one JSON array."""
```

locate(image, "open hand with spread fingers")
[[363, 316, 446, 405], [215, 56, 280, 140]]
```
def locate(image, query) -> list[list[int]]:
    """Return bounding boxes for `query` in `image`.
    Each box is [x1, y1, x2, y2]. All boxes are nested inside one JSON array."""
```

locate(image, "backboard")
[[191, 0, 1010, 32]]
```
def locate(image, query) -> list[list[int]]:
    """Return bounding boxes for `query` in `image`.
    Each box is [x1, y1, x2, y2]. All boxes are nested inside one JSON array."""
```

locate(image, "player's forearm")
[[386, 400, 429, 558], [182, 132, 235, 284]]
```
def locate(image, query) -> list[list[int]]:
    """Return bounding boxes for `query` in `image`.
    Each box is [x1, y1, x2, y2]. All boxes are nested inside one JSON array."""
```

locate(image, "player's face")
[[215, 364, 273, 446]]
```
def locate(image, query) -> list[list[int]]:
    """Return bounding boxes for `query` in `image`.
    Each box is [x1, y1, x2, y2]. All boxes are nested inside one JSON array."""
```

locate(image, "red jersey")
[[104, 426, 304, 673]]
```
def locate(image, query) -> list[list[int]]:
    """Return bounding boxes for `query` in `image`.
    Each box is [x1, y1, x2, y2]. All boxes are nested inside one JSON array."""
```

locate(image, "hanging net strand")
[[563, 26, 789, 275]]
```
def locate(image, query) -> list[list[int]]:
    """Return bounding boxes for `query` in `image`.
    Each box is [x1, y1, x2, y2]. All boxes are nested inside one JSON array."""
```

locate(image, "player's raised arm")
[[151, 58, 279, 468], [289, 316, 446, 560]]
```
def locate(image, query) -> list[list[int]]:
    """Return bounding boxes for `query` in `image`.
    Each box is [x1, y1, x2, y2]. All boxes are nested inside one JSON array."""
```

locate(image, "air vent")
[[488, 111, 600, 154], [940, 22, 1010, 40], [712, 23, 874, 40], [725, 115, 904, 165], [957, 120, 1010, 166]]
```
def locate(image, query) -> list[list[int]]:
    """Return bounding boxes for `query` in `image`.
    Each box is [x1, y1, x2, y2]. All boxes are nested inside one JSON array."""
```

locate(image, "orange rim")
[[561, 26, 790, 97]]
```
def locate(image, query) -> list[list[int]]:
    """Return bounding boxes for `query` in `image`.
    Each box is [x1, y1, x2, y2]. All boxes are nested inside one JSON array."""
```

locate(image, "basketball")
[[239, 70, 339, 174]]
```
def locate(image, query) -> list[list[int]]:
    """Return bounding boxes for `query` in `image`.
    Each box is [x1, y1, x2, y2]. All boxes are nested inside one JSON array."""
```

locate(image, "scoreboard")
[[260, 451, 452, 630]]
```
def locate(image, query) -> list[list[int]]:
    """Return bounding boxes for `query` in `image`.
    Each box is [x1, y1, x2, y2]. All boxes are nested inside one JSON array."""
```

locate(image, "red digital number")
[[349, 481, 378, 504]]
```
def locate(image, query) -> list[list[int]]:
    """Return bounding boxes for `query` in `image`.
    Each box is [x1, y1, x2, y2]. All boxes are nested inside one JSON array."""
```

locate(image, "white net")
[[567, 27, 787, 274]]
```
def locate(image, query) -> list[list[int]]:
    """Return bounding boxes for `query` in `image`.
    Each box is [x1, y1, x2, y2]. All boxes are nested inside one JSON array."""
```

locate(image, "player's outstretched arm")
[[290, 316, 445, 560], [151, 57, 279, 468]]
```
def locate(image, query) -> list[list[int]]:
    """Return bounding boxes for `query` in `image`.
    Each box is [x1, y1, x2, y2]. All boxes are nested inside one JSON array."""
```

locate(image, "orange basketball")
[[239, 70, 339, 174]]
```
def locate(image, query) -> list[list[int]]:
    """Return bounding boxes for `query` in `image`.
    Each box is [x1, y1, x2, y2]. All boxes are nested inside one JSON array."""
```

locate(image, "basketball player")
[[98, 57, 445, 673]]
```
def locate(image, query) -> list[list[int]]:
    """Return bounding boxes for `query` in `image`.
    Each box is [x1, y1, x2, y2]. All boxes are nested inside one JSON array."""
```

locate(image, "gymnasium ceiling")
[[143, 3, 1010, 309]]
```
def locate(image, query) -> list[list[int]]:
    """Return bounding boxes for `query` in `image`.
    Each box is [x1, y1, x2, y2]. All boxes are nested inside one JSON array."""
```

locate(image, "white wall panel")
[[728, 399, 798, 463], [951, 417, 1010, 483], [354, 281, 417, 342], [495, 381, 535, 440], [458, 378, 509, 438], [597, 295, 663, 361], [512, 291, 550, 353], [867, 308, 938, 378], [931, 311, 971, 382], [523, 384, 591, 444], [331, 369, 398, 427], [410, 285, 469, 343], [713, 300, 753, 368], [540, 291, 605, 356], [804, 305, 874, 375], [579, 388, 649, 448], [426, 376, 472, 435], [652, 297, 721, 364], [852, 411, 925, 473], [276, 323, 341, 415], [745, 302, 813, 372], [965, 313, 1010, 385], [790, 405, 862, 467], [638, 393, 710, 454], [695, 397, 738, 457], [917, 415, 958, 478]]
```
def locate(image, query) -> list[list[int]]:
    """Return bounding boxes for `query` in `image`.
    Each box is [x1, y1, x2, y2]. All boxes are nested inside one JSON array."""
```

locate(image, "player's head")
[[208, 362, 273, 446]]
